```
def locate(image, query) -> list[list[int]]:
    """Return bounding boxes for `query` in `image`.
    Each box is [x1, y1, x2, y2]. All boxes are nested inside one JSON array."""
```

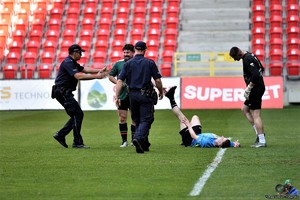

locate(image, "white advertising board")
[[0, 80, 63, 110], [80, 77, 181, 110]]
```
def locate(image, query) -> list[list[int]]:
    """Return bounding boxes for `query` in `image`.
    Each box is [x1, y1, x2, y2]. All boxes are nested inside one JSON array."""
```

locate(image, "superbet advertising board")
[[181, 77, 283, 109]]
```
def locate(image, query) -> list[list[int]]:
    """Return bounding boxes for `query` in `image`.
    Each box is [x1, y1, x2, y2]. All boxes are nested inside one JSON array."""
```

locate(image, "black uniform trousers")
[[55, 87, 84, 145], [129, 90, 154, 148]]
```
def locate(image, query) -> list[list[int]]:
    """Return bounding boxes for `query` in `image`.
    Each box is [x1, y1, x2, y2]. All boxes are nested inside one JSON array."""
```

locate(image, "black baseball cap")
[[134, 41, 147, 50], [68, 44, 86, 54]]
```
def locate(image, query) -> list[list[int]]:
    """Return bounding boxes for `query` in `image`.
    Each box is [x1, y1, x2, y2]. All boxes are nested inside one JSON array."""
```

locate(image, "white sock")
[[258, 134, 266, 144], [253, 125, 258, 135]]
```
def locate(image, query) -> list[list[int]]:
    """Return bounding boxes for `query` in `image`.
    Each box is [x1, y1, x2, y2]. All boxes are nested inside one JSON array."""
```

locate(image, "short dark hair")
[[221, 139, 231, 148], [123, 44, 135, 52], [229, 46, 240, 57]]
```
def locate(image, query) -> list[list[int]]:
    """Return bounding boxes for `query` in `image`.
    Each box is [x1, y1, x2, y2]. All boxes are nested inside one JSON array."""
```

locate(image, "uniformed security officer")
[[229, 46, 266, 148], [115, 41, 164, 153], [53, 44, 108, 148]]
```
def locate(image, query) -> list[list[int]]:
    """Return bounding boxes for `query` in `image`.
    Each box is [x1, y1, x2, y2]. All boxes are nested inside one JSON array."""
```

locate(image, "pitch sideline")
[[189, 148, 227, 196]]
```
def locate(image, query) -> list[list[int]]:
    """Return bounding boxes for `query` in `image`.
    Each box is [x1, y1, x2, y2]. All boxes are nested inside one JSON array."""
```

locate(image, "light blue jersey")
[[190, 133, 235, 148]]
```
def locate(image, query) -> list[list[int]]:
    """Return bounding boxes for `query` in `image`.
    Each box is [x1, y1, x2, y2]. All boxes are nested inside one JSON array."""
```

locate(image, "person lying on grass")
[[164, 86, 240, 148]]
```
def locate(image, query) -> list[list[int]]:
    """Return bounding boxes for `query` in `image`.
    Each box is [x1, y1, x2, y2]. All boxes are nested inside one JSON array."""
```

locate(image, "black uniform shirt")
[[242, 52, 265, 87], [55, 56, 84, 91], [118, 54, 162, 89]]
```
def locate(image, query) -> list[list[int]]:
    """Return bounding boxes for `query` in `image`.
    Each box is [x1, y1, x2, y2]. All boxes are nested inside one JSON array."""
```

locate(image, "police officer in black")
[[115, 41, 164, 153], [229, 46, 266, 148], [53, 44, 108, 148]]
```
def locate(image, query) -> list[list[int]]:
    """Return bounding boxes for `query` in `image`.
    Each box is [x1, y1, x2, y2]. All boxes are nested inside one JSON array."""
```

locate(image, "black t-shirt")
[[242, 52, 265, 88], [55, 56, 84, 91]]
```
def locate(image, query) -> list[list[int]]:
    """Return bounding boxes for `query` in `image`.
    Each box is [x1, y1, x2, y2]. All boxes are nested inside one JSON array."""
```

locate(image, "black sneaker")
[[142, 142, 151, 152], [53, 133, 68, 148], [165, 86, 177, 99], [72, 144, 90, 149], [132, 139, 144, 153]]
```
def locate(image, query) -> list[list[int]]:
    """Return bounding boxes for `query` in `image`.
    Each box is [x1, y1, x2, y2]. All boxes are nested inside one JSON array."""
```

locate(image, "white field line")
[[189, 148, 227, 196]]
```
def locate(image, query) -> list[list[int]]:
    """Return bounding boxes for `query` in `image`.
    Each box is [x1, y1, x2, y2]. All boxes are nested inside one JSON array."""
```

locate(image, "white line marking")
[[189, 148, 227, 196]]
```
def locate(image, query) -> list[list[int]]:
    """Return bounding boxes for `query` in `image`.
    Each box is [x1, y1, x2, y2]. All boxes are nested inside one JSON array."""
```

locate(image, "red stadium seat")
[[286, 26, 300, 40], [117, 7, 130, 18], [252, 4, 265, 17], [134, 0, 147, 7], [94, 40, 109, 52], [83, 7, 97, 19], [98, 18, 112, 30], [146, 50, 158, 62], [86, 0, 98, 8], [93, 51, 107, 63], [147, 28, 161, 40], [38, 65, 53, 79], [66, 7, 80, 19], [164, 28, 178, 40], [45, 29, 60, 43], [149, 18, 161, 29], [287, 49, 300, 62], [15, 18, 27, 32], [251, 38, 266, 50], [269, 15, 283, 28], [48, 18, 62, 31], [269, 26, 282, 40], [119, 0, 131, 7], [9, 41, 23, 55], [79, 29, 94, 42], [130, 28, 144, 41], [102, 0, 114, 8], [69, 0, 82, 9], [160, 63, 172, 77], [269, 4, 282, 16], [96, 29, 110, 41], [42, 40, 57, 53], [287, 38, 300, 50], [58, 51, 69, 63], [62, 29, 76, 42], [252, 15, 265, 28], [21, 65, 35, 79], [81, 18, 95, 30], [52, 0, 65, 9], [26, 40, 41, 54], [3, 65, 18, 79], [65, 18, 79, 30], [12, 30, 26, 44], [253, 48, 266, 62], [60, 40, 74, 52], [114, 18, 128, 29], [150, 6, 163, 18], [111, 40, 124, 52], [268, 63, 283, 76], [49, 7, 64, 19], [163, 39, 177, 51], [269, 37, 283, 50], [78, 52, 90, 64], [167, 0, 181, 7], [286, 14, 300, 28], [2, 0, 15, 12], [40, 52, 55, 64], [286, 63, 300, 76], [29, 29, 43, 43], [6, 52, 20, 64], [162, 50, 174, 63], [133, 7, 147, 18], [23, 52, 38, 65], [78, 40, 91, 52], [166, 6, 180, 18], [113, 28, 127, 41], [110, 51, 123, 63], [132, 17, 146, 29], [151, 0, 163, 7], [166, 17, 179, 29], [31, 18, 45, 32], [147, 39, 160, 51], [100, 7, 114, 19], [269, 0, 281, 5], [269, 48, 283, 62], [286, 4, 299, 16]]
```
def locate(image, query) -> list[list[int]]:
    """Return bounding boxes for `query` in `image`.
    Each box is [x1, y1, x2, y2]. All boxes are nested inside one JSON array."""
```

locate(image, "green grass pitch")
[[0, 106, 299, 200]]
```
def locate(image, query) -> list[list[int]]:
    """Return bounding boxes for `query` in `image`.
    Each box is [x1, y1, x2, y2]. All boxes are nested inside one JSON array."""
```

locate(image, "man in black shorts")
[[229, 46, 267, 148], [109, 44, 136, 147]]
